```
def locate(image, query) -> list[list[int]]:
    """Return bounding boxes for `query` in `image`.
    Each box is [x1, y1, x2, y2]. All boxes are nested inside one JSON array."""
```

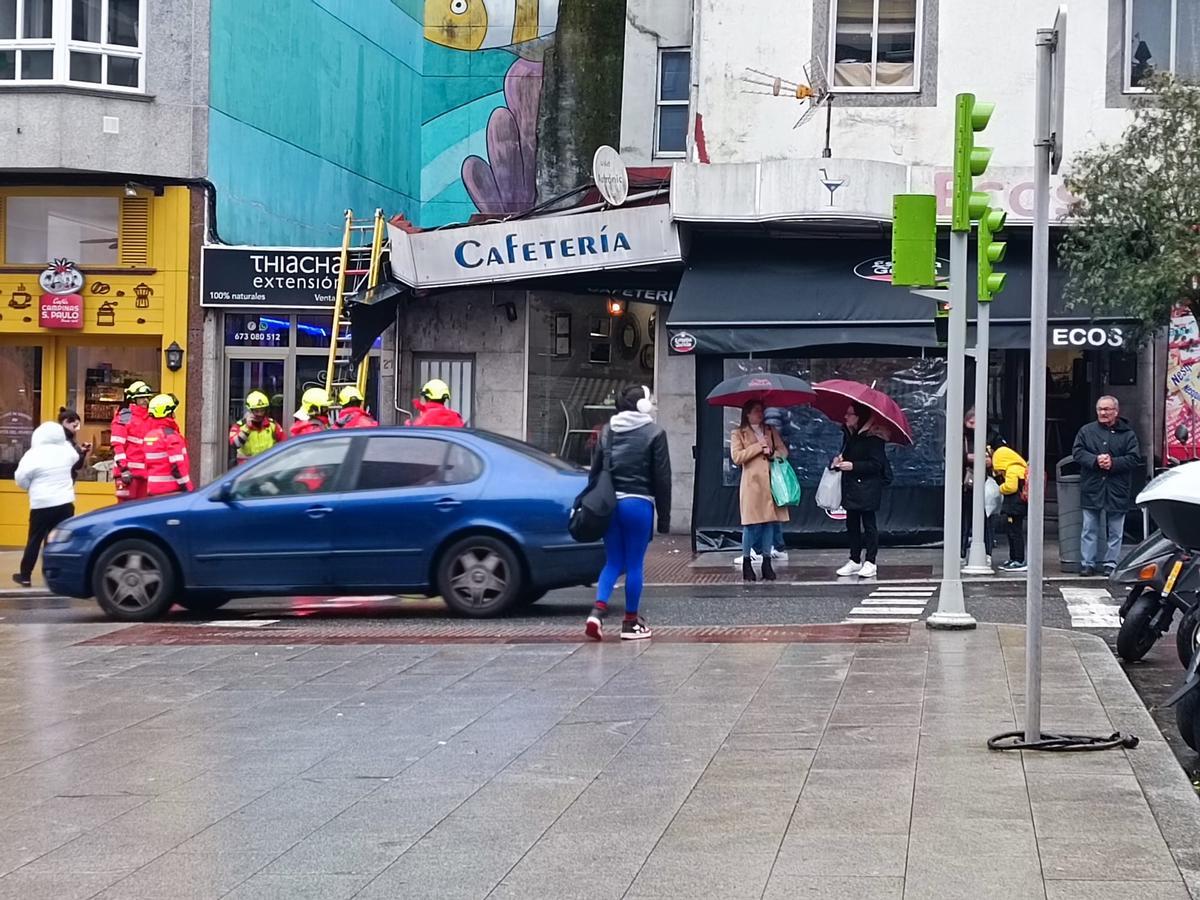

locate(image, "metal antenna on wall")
[[740, 54, 832, 142]]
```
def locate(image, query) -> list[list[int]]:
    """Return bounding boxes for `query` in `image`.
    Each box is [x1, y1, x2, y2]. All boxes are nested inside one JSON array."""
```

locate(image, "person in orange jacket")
[[334, 386, 378, 428], [111, 380, 154, 502], [407, 379, 465, 428], [290, 388, 332, 437], [143, 394, 192, 496]]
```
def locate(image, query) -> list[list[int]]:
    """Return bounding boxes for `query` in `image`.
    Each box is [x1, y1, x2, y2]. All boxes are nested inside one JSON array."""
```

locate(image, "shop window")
[[655, 49, 690, 157], [4, 196, 119, 265], [0, 0, 144, 91], [295, 314, 335, 349], [230, 437, 350, 499], [1126, 0, 1200, 89], [65, 345, 157, 482], [224, 313, 291, 349], [830, 0, 919, 91], [353, 436, 479, 492], [0, 345, 42, 479]]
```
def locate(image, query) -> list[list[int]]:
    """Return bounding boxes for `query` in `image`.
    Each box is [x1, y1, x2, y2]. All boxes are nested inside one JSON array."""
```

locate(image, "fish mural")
[[424, 0, 560, 217]]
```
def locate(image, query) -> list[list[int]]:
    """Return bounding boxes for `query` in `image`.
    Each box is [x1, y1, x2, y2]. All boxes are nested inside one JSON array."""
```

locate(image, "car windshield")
[[475, 431, 583, 473]]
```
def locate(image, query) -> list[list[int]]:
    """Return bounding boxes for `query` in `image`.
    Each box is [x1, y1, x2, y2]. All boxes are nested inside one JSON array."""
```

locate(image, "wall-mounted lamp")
[[124, 181, 164, 198], [164, 341, 185, 372], [607, 298, 625, 317]]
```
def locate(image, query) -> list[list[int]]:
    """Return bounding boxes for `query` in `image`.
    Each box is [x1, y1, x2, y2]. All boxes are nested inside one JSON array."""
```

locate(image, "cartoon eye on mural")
[[424, 0, 561, 218]]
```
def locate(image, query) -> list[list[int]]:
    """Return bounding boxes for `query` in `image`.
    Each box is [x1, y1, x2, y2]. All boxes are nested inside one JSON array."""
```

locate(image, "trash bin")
[[1056, 456, 1082, 572]]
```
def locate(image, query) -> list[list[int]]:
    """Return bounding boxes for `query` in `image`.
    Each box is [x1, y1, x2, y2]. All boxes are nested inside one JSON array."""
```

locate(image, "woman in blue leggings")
[[584, 386, 672, 641]]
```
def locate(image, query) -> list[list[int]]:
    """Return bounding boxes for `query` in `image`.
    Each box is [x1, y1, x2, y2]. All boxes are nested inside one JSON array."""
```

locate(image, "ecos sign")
[[1051, 326, 1125, 348]]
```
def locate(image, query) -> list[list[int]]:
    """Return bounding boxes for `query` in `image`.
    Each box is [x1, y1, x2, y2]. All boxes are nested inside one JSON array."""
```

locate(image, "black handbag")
[[569, 429, 616, 542]]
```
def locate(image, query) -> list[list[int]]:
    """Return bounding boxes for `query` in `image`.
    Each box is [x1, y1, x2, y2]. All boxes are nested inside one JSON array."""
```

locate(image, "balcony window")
[[830, 0, 919, 91], [656, 49, 690, 158], [1127, 0, 1200, 90], [0, 0, 144, 92]]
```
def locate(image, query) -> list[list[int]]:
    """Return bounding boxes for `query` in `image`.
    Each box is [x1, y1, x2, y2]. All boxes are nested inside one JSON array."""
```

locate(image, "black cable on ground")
[[988, 731, 1140, 752]]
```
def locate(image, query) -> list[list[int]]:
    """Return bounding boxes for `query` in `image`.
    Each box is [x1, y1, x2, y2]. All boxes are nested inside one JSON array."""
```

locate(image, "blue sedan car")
[[42, 428, 604, 621]]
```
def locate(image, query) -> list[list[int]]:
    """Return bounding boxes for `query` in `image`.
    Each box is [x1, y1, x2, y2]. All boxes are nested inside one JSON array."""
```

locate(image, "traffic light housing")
[[892, 194, 937, 287], [978, 207, 1007, 301], [952, 93, 996, 233], [934, 297, 950, 345]]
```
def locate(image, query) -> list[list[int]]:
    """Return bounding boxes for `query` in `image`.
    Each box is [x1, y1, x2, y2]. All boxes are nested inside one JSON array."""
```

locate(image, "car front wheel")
[[93, 539, 178, 622], [437, 536, 522, 618]]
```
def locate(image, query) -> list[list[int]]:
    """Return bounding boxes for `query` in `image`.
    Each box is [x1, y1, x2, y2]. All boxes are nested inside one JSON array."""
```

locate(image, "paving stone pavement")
[[0, 621, 1195, 899]]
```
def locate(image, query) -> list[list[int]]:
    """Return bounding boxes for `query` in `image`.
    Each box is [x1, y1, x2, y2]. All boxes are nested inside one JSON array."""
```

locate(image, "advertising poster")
[[1165, 306, 1200, 463]]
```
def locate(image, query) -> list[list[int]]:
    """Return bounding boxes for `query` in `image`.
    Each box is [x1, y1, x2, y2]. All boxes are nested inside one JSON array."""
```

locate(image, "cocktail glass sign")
[[38, 258, 85, 330]]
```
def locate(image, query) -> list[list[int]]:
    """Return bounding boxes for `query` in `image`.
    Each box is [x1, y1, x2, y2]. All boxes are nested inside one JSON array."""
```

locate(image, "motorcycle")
[[1112, 532, 1196, 663], [1163, 625, 1200, 754]]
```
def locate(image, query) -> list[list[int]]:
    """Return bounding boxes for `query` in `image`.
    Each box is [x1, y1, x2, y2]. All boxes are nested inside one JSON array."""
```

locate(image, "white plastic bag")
[[816, 468, 843, 510], [984, 478, 1002, 516]]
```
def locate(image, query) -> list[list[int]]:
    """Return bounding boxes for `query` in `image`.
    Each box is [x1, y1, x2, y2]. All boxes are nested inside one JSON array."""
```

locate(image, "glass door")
[[0, 344, 43, 480], [226, 357, 286, 470]]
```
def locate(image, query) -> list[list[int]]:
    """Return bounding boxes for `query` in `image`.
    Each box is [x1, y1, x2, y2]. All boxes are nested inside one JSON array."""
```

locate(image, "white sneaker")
[[770, 548, 787, 560], [836, 560, 862, 577], [734, 552, 763, 566], [858, 561, 878, 578]]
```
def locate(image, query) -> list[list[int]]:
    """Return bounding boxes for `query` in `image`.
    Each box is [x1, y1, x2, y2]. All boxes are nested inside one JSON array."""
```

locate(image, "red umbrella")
[[811, 379, 914, 446]]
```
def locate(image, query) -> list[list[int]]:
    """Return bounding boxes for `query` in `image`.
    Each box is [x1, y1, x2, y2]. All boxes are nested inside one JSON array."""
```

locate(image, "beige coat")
[[731, 425, 790, 526]]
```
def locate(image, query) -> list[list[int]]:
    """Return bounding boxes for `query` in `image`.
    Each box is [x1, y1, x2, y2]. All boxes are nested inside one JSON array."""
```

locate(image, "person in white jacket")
[[13, 421, 80, 587]]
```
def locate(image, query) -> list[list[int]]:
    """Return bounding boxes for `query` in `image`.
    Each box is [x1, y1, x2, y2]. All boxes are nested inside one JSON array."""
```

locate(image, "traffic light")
[[934, 297, 951, 345], [952, 93, 996, 233], [892, 194, 937, 287], [978, 207, 1007, 301]]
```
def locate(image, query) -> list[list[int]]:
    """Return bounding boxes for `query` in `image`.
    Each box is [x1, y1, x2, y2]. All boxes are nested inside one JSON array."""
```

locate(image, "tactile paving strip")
[[79, 621, 911, 646]]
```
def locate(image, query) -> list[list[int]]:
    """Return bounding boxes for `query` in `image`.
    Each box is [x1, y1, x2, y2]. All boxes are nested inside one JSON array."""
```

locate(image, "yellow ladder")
[[326, 208, 387, 404]]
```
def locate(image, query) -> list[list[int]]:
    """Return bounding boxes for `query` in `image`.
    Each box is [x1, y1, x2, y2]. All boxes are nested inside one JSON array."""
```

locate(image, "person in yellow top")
[[992, 440, 1029, 573]]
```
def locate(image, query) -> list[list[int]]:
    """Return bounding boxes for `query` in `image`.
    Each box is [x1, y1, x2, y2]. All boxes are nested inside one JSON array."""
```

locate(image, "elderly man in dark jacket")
[[1072, 396, 1143, 576]]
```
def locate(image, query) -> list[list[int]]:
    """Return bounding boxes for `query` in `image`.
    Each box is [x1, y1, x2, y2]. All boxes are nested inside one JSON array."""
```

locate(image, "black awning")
[[348, 282, 407, 363], [666, 234, 1126, 354]]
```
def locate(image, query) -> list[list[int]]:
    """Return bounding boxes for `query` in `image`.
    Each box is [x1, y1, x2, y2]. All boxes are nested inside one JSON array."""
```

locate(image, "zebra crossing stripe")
[[206, 620, 280, 628], [847, 607, 927, 616], [873, 585, 937, 593], [860, 597, 929, 606], [1061, 587, 1121, 629]]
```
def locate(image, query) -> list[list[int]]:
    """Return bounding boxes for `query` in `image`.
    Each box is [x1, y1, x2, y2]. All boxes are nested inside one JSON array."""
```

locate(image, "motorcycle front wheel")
[[1174, 688, 1200, 754], [1177, 607, 1200, 668], [1117, 593, 1164, 662]]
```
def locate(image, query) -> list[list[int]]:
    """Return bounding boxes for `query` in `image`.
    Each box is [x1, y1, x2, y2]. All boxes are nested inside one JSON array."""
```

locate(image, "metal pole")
[[964, 301, 994, 574], [1025, 27, 1055, 743], [927, 228, 977, 630]]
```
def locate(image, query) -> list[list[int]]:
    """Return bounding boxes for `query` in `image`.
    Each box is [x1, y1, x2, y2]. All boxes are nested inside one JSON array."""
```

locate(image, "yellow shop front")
[[0, 186, 192, 547]]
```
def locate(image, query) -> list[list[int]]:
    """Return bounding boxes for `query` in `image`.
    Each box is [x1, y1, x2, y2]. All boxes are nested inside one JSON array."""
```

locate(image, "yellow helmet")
[[124, 380, 154, 401], [338, 386, 364, 407], [148, 393, 179, 419], [245, 390, 270, 411], [301, 387, 330, 414], [421, 378, 451, 403]]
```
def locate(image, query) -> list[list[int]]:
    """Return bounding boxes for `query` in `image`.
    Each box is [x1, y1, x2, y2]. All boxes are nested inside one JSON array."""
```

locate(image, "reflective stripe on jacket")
[[144, 418, 192, 495], [125, 404, 151, 473], [230, 417, 285, 462]]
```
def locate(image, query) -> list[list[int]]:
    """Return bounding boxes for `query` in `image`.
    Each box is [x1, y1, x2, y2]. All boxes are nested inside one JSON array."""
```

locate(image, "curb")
[[0, 589, 56, 601], [1063, 627, 1200, 899]]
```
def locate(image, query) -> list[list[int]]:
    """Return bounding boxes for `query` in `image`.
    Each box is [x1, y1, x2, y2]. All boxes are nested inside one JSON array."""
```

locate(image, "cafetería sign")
[[388, 204, 681, 290]]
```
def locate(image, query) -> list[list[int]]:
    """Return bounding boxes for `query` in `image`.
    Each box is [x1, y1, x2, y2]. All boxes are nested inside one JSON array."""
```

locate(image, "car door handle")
[[306, 505, 333, 518], [434, 497, 462, 510]]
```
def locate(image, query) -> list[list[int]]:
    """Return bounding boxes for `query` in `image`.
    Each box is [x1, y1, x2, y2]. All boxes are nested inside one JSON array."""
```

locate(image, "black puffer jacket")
[[839, 427, 891, 512], [1072, 417, 1143, 512], [588, 416, 672, 532]]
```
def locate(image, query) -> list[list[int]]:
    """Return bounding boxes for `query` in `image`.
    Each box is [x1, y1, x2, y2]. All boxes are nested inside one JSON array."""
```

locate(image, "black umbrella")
[[705, 373, 816, 408]]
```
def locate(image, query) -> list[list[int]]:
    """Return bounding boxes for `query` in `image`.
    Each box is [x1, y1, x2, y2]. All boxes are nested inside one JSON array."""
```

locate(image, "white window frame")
[[0, 0, 146, 93], [828, 0, 922, 94], [654, 47, 690, 160], [1124, 0, 1188, 92]]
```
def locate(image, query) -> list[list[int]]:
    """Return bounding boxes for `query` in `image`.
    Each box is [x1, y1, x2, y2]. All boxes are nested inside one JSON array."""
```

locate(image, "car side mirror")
[[212, 482, 234, 502], [1176, 423, 1190, 445]]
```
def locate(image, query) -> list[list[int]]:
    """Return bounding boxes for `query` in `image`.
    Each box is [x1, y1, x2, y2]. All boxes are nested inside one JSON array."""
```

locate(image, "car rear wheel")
[[437, 536, 522, 618], [93, 539, 178, 622], [177, 593, 232, 614]]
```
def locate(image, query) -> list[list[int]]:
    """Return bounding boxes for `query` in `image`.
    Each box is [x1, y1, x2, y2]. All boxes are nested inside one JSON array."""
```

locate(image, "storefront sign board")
[[387, 205, 682, 289], [38, 293, 84, 329], [201, 246, 343, 309]]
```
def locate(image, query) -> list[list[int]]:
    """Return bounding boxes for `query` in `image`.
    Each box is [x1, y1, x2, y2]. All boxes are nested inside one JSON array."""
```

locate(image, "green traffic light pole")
[[928, 92, 990, 630]]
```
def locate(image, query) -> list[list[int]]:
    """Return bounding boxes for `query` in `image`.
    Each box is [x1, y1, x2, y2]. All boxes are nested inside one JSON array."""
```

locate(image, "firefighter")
[[230, 390, 286, 464], [143, 393, 192, 496], [334, 386, 378, 429], [111, 380, 154, 502], [290, 387, 332, 437], [407, 379, 465, 428]]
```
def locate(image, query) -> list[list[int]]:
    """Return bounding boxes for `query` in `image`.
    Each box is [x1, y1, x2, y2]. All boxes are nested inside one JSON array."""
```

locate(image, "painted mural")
[[423, 0, 560, 223]]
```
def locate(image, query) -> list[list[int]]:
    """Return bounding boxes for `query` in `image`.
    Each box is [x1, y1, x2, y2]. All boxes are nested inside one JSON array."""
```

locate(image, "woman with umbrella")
[[709, 374, 814, 583], [812, 380, 911, 580]]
